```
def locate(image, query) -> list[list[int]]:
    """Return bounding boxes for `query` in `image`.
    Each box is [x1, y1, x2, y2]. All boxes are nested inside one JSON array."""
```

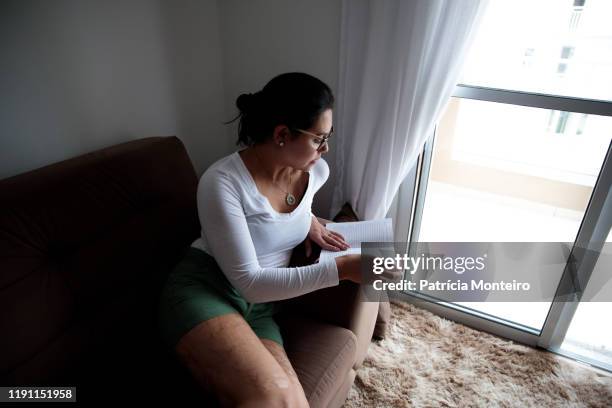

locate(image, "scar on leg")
[[272, 374, 290, 389]]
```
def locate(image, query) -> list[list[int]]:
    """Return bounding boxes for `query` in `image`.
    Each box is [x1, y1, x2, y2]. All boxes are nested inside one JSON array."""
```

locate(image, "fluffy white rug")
[[345, 301, 612, 407]]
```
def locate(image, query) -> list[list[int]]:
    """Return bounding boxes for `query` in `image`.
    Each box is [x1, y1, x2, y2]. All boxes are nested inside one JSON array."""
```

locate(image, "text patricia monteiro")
[[373, 279, 531, 292]]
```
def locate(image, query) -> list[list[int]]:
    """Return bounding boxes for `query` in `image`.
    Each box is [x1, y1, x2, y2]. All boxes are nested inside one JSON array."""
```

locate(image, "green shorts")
[[158, 247, 283, 350]]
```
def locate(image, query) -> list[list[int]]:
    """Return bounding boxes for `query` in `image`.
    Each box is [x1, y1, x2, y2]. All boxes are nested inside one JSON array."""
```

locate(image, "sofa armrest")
[[284, 239, 378, 368], [330, 203, 390, 340]]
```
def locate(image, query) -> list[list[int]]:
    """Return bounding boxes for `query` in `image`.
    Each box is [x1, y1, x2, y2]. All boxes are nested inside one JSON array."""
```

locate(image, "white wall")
[[1, 0, 342, 217], [218, 0, 342, 218], [0, 0, 228, 178]]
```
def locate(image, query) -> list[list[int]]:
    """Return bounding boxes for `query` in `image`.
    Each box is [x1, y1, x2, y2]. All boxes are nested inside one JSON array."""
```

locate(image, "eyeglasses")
[[293, 126, 334, 152]]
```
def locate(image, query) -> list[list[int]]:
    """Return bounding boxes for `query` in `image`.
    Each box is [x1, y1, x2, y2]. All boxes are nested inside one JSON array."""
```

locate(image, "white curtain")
[[330, 0, 488, 221]]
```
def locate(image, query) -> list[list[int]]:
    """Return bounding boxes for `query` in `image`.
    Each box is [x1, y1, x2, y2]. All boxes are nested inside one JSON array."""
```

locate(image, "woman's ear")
[[272, 125, 291, 146]]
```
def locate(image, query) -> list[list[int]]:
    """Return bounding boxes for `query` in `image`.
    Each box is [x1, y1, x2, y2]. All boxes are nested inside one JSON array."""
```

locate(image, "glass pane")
[[416, 98, 612, 330], [560, 230, 612, 369], [461, 0, 612, 101]]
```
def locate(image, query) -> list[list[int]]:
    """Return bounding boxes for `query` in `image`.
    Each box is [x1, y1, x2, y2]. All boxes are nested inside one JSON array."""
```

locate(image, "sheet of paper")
[[320, 218, 394, 261], [319, 246, 361, 262], [326, 218, 393, 245]]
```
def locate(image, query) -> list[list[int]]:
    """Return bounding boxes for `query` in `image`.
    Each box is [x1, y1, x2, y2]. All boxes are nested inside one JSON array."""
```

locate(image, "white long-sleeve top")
[[191, 151, 340, 303]]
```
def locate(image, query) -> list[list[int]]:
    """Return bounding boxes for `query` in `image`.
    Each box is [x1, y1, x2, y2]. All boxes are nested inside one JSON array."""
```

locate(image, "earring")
[[279, 142, 285, 147]]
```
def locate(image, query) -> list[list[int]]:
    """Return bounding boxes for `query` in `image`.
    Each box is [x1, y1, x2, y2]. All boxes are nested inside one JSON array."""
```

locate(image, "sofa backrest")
[[0, 136, 199, 385]]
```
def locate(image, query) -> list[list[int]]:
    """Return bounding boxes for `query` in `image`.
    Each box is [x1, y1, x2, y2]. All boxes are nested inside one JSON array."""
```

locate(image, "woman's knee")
[[236, 380, 307, 408], [172, 315, 309, 407]]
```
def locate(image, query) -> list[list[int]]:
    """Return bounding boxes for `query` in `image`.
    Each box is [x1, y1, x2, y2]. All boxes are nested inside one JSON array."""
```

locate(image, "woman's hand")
[[305, 216, 350, 257], [336, 254, 362, 283], [336, 254, 403, 285]]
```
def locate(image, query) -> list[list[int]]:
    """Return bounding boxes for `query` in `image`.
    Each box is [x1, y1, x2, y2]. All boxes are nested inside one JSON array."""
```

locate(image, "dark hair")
[[225, 72, 334, 146]]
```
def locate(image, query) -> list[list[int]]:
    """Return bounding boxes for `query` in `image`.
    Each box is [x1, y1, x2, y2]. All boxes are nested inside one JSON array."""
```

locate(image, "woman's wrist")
[[335, 254, 360, 282]]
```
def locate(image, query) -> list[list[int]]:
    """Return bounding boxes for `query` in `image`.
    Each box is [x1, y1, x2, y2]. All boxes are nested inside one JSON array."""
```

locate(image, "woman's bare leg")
[[175, 313, 306, 407], [261, 339, 309, 407]]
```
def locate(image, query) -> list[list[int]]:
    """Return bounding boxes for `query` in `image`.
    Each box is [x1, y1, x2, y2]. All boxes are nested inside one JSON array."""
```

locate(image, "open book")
[[319, 218, 394, 261]]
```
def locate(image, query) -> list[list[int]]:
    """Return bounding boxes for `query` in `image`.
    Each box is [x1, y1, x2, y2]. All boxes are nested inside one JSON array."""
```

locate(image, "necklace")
[[252, 148, 297, 206]]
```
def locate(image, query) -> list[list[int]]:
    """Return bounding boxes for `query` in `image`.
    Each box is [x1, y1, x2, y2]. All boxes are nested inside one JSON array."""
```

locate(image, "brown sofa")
[[0, 136, 378, 406]]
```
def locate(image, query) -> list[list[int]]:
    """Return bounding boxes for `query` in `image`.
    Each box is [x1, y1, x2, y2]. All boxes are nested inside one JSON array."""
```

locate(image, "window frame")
[[394, 84, 612, 371]]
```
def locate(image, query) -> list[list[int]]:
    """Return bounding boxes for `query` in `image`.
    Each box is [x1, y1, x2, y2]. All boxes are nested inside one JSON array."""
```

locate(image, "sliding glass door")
[[395, 0, 612, 371], [560, 230, 612, 368], [400, 93, 611, 342]]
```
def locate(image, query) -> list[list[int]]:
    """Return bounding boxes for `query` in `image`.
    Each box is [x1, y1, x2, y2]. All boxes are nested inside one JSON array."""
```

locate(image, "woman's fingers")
[[323, 232, 349, 251], [320, 240, 343, 251], [329, 230, 349, 245], [327, 231, 350, 248]]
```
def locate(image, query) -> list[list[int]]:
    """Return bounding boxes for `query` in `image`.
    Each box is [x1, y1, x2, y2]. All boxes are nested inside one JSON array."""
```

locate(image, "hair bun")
[[236, 92, 256, 113]]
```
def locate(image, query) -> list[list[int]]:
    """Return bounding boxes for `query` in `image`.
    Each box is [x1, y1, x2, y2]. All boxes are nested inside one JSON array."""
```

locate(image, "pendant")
[[285, 193, 296, 206]]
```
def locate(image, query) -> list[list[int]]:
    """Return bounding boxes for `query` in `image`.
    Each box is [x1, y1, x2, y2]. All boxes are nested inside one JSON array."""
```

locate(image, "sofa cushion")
[[0, 136, 200, 387]]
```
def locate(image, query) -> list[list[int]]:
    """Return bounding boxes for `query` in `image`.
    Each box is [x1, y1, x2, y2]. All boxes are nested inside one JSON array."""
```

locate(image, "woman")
[[159, 72, 362, 407]]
